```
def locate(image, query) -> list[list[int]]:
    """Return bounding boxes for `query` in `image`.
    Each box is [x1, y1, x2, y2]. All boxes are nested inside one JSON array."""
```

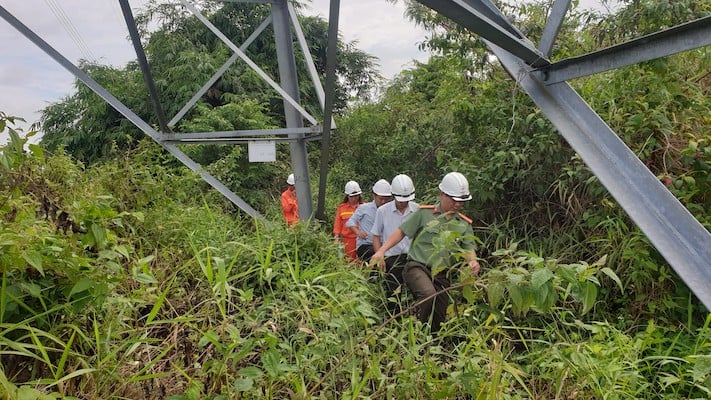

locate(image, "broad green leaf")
[[262, 349, 282, 378], [0, 154, 10, 169], [18, 282, 41, 298], [69, 277, 94, 297], [692, 355, 711, 382], [556, 265, 577, 284], [184, 384, 201, 400], [261, 348, 295, 378], [27, 144, 44, 160], [89, 223, 107, 248], [133, 272, 157, 284], [531, 268, 553, 289], [534, 282, 549, 311], [8, 129, 23, 153], [113, 245, 130, 259], [487, 282, 504, 309], [505, 271, 523, 285], [17, 386, 45, 400], [105, 261, 121, 272], [507, 284, 524, 315], [237, 366, 263, 379], [461, 284, 476, 304], [540, 282, 558, 313], [137, 254, 155, 266], [582, 281, 598, 314], [199, 331, 220, 348], [524, 257, 545, 267], [131, 211, 145, 222], [233, 377, 254, 392], [520, 285, 534, 315], [22, 251, 44, 276], [585, 275, 600, 286], [97, 250, 117, 261], [688, 140, 698, 152]]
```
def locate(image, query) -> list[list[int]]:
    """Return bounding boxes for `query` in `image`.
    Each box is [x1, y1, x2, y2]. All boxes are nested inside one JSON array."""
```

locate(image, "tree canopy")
[[39, 0, 380, 165]]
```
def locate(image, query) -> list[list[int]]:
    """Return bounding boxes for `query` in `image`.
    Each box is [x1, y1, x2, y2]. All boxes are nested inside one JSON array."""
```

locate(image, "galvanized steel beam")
[[315, 0, 340, 221], [413, 0, 711, 309], [537, 15, 711, 84], [119, 0, 171, 133], [416, 0, 549, 67], [0, 4, 262, 218], [164, 137, 305, 145], [432, 0, 522, 38], [538, 0, 571, 57], [272, 0, 314, 221], [180, 0, 318, 126], [162, 127, 319, 142], [488, 41, 711, 309], [288, 2, 332, 127], [169, 15, 273, 127]]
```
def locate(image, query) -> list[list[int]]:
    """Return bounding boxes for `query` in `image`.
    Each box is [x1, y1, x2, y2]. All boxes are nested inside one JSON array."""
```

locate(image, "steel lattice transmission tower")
[[2, 0, 711, 309]]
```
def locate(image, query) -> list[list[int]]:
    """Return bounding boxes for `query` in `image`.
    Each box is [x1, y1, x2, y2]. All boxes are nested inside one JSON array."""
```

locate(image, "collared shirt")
[[400, 204, 476, 269], [346, 201, 378, 248], [371, 200, 419, 257]]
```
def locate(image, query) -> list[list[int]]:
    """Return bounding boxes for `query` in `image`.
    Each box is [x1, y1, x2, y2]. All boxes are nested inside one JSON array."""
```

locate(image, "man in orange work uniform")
[[281, 173, 299, 226]]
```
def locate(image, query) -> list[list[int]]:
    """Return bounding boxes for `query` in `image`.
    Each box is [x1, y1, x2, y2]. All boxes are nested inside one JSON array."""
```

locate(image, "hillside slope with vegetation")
[[2, 110, 710, 398], [2, 0, 711, 398]]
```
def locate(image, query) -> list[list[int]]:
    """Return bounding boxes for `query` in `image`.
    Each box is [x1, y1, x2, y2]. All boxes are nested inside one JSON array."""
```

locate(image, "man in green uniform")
[[372, 172, 480, 331]]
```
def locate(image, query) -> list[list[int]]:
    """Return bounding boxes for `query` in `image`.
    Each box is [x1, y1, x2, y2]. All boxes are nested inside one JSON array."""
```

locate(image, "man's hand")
[[357, 230, 368, 239], [371, 250, 386, 271], [468, 259, 480, 275]]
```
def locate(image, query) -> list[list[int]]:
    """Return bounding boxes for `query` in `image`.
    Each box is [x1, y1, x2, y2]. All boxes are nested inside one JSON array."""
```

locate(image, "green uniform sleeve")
[[399, 209, 424, 238]]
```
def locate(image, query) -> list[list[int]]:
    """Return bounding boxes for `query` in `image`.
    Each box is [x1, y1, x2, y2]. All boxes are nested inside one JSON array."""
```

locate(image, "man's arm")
[[349, 225, 367, 238], [372, 235, 382, 252], [346, 208, 367, 238], [371, 228, 405, 270], [281, 193, 294, 213], [333, 206, 343, 239]]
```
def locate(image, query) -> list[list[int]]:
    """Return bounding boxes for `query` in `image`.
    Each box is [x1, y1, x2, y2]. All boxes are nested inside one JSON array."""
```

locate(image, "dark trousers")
[[383, 254, 408, 314], [356, 244, 375, 263], [403, 260, 451, 332]]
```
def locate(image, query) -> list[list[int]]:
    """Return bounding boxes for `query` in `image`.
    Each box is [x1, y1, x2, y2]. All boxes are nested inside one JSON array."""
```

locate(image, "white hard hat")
[[439, 172, 472, 201], [286, 173, 295, 185], [344, 181, 362, 196], [391, 174, 415, 202], [372, 179, 392, 196]]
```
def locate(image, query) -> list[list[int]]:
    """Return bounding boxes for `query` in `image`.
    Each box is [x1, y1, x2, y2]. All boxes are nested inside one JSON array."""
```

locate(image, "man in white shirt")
[[346, 179, 392, 263], [371, 174, 419, 314]]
